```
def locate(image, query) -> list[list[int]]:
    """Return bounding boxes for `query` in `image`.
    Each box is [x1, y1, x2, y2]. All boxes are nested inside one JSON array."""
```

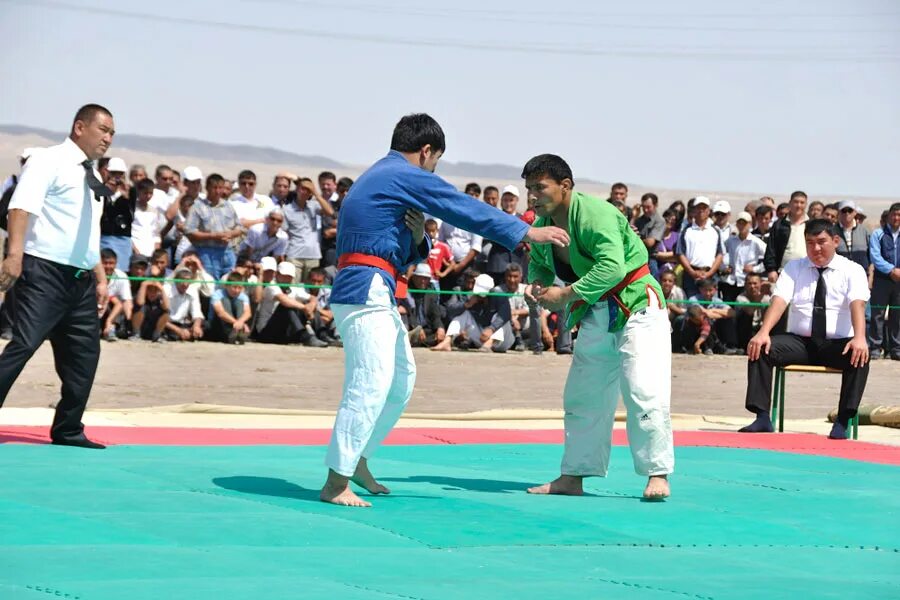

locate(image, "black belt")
[[31, 256, 94, 280]]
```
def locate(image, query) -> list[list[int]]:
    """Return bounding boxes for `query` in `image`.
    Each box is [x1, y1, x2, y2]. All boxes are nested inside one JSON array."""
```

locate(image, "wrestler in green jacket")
[[528, 190, 665, 332]]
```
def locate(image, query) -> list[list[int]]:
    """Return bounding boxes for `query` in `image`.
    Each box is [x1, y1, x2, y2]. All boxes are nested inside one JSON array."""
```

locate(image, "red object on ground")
[[2, 426, 899, 465]]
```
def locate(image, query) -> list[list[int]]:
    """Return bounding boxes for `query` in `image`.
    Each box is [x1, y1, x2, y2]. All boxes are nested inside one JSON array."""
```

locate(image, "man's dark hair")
[[238, 169, 256, 182], [825, 202, 839, 210], [462, 267, 481, 280], [72, 103, 112, 128], [483, 185, 499, 196], [804, 218, 838, 238], [698, 278, 718, 290], [150, 248, 168, 262], [790, 190, 808, 202], [390, 113, 446, 154], [98, 157, 110, 170], [641, 192, 659, 206], [464, 182, 481, 196], [520, 154, 574, 185], [745, 272, 762, 281], [136, 179, 155, 194], [307, 267, 327, 280], [206, 173, 225, 189], [155, 164, 172, 178], [756, 205, 773, 217], [226, 272, 245, 283], [318, 171, 336, 182], [337, 177, 354, 191], [611, 182, 628, 192], [889, 202, 900, 213], [662, 209, 677, 221], [777, 202, 790, 212], [100, 248, 117, 261]]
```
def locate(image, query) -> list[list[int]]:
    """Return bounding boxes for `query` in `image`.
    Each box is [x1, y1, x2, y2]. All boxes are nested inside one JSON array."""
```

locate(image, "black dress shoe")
[[51, 437, 106, 449]]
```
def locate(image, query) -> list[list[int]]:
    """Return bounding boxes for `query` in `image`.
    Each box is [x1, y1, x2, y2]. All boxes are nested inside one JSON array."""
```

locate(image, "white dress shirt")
[[255, 284, 311, 332], [773, 254, 870, 339], [107, 268, 132, 301], [723, 234, 766, 286], [439, 222, 483, 262], [149, 187, 178, 213], [230, 194, 274, 224], [240, 222, 288, 261], [165, 285, 203, 324], [9, 138, 103, 269]]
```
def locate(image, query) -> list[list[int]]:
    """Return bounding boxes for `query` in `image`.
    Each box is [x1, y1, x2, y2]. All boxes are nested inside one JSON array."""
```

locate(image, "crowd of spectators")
[[1, 151, 897, 360]]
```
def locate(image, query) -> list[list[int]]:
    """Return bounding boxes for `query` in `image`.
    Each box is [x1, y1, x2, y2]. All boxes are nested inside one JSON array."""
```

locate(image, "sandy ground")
[[3, 339, 899, 419]]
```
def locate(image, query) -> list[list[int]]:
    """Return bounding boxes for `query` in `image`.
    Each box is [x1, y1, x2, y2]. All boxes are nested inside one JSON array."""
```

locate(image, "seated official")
[[740, 219, 870, 439]]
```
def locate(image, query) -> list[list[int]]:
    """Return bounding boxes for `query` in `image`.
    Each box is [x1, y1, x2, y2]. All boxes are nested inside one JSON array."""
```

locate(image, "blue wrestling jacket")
[[331, 151, 530, 306]]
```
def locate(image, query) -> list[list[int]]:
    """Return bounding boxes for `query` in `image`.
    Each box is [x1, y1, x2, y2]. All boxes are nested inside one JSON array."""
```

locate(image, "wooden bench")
[[772, 365, 859, 439]]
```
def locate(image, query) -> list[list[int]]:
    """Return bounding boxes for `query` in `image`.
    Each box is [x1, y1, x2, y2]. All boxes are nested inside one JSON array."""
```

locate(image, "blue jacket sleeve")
[[869, 229, 893, 275], [396, 169, 530, 252]]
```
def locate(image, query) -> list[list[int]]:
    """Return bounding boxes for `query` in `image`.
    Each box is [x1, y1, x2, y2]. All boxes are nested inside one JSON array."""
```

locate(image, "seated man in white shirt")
[[99, 248, 133, 341], [253, 261, 327, 346], [131, 179, 164, 258], [741, 219, 870, 439], [239, 208, 288, 264], [164, 268, 204, 341]]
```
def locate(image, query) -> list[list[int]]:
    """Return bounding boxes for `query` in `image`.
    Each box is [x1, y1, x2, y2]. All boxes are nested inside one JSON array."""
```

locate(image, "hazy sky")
[[1, 0, 898, 196]]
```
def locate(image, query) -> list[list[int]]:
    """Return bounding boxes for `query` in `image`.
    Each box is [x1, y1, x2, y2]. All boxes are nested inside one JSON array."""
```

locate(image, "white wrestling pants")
[[325, 275, 416, 477], [561, 301, 674, 477]]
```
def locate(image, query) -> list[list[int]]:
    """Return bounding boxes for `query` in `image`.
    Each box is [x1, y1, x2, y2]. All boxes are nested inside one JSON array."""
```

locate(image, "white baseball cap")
[[838, 199, 857, 212], [260, 256, 277, 272], [501, 184, 520, 198], [735, 211, 753, 223], [712, 200, 731, 214], [694, 196, 710, 207], [182, 166, 203, 182], [277, 261, 296, 277], [472, 273, 495, 296], [106, 157, 127, 173], [412, 263, 432, 279]]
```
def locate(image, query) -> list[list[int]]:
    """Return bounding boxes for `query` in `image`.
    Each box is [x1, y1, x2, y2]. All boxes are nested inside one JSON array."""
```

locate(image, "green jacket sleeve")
[[570, 202, 627, 305]]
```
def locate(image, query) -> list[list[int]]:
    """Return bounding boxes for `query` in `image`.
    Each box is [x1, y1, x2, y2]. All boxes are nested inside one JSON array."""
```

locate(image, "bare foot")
[[351, 458, 390, 495], [527, 474, 584, 495], [430, 342, 452, 352], [320, 470, 372, 507], [643, 475, 670, 501]]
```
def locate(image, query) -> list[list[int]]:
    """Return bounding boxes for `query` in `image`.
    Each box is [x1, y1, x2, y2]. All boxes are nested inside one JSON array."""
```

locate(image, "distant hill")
[[0, 124, 345, 169]]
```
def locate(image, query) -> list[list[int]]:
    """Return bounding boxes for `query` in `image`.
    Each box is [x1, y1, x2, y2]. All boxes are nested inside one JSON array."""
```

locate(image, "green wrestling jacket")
[[527, 190, 665, 332]]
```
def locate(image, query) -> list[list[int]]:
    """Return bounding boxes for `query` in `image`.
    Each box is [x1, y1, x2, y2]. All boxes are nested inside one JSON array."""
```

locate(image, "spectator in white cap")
[[676, 196, 723, 298], [99, 157, 134, 271], [400, 262, 444, 348], [720, 211, 766, 303], [836, 200, 870, 272], [485, 184, 528, 283], [711, 199, 733, 278], [240, 207, 288, 264], [253, 260, 326, 346], [432, 273, 515, 352]]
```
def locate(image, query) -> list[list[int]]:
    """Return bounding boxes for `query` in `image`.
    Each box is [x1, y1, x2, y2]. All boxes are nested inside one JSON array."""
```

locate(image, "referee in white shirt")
[[0, 104, 115, 449], [740, 219, 870, 440]]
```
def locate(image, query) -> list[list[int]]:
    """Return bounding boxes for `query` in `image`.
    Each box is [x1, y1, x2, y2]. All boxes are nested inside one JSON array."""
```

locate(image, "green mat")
[[1, 444, 898, 599]]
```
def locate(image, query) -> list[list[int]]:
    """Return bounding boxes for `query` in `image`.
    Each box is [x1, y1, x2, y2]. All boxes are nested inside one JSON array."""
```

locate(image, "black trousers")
[[745, 333, 869, 422], [868, 277, 900, 356], [0, 255, 100, 441], [255, 305, 307, 344]]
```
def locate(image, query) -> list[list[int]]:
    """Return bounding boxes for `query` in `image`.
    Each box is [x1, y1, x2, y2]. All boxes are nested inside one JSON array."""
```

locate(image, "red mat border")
[[2, 426, 899, 465]]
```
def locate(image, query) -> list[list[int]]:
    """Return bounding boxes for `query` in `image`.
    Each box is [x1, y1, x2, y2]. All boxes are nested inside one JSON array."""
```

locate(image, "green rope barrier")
[[106, 275, 900, 309]]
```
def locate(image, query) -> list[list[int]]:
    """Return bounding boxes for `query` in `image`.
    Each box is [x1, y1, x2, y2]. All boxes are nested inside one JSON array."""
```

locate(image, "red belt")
[[571, 263, 652, 314], [337, 253, 408, 299]]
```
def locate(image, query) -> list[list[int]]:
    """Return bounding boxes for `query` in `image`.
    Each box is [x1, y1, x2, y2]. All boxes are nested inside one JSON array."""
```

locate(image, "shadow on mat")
[[0, 432, 50, 444], [213, 476, 321, 502], [381, 475, 644, 499]]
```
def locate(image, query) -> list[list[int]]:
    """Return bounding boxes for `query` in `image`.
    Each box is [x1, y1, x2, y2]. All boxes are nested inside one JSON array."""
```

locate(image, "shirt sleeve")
[[8, 152, 54, 216], [190, 292, 203, 320], [648, 217, 665, 241], [185, 204, 201, 234], [846, 262, 871, 303], [397, 169, 530, 252], [869, 229, 893, 275], [772, 261, 797, 302]]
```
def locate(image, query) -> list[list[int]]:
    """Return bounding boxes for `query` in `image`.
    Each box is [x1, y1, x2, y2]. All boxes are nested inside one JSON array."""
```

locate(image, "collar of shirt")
[[690, 221, 712, 231], [61, 137, 89, 167]]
